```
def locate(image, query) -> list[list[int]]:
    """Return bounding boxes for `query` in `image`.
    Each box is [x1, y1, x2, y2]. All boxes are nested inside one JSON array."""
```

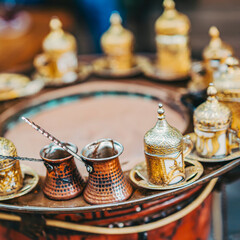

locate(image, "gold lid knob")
[[209, 26, 219, 39], [157, 103, 165, 120], [207, 83, 217, 97], [50, 17, 62, 31], [163, 0, 175, 10], [110, 12, 122, 25]]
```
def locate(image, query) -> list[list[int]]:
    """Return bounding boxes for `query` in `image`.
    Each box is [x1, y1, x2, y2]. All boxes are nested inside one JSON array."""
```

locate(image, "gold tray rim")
[[129, 159, 203, 190], [0, 164, 39, 201]]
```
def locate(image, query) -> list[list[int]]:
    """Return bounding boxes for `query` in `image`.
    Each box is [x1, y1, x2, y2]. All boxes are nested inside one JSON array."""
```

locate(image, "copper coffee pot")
[[80, 139, 133, 205], [40, 142, 84, 200], [22, 118, 132, 204]]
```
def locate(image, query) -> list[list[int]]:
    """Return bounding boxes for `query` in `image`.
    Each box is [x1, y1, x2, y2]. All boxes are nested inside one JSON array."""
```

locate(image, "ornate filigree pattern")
[[194, 84, 231, 130], [195, 130, 226, 158], [145, 151, 185, 185], [0, 137, 23, 195]]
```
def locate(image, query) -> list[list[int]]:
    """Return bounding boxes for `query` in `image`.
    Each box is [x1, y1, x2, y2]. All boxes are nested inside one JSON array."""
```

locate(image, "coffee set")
[[1, 0, 240, 204], [1, 82, 239, 204]]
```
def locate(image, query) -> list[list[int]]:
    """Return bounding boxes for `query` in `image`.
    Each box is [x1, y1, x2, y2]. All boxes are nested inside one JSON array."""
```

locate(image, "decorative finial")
[[163, 0, 175, 10], [110, 11, 122, 25], [50, 17, 62, 31], [207, 83, 217, 97], [225, 56, 239, 66], [209, 26, 219, 39], [157, 103, 165, 119]]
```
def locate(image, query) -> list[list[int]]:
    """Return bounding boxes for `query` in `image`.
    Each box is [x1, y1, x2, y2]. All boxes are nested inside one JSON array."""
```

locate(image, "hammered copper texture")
[[41, 154, 84, 200], [84, 157, 133, 204]]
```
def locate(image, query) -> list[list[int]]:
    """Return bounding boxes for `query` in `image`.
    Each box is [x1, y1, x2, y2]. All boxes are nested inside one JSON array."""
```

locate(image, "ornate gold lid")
[[214, 57, 240, 99], [101, 12, 134, 53], [144, 103, 183, 155], [0, 137, 17, 167], [155, 0, 190, 35], [194, 83, 231, 130], [43, 17, 77, 53], [203, 26, 233, 61]]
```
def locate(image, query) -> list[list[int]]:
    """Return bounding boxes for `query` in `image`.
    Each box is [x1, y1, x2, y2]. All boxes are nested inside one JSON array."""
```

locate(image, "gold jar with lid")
[[155, 0, 191, 77], [214, 57, 240, 138], [144, 104, 192, 185], [101, 12, 134, 71], [0, 137, 23, 195], [203, 26, 233, 86], [34, 17, 78, 81], [193, 83, 240, 158]]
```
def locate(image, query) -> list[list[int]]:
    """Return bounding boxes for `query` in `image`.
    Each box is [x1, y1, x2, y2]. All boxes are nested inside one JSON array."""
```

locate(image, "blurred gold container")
[[202, 26, 233, 87], [34, 17, 78, 81], [155, 0, 191, 77], [193, 84, 240, 158], [0, 137, 23, 195], [144, 104, 192, 185], [101, 12, 134, 71], [214, 57, 240, 138]]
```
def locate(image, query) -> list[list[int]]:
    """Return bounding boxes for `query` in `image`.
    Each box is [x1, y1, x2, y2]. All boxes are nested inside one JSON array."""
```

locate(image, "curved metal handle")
[[228, 128, 240, 153], [183, 135, 193, 158], [34, 53, 52, 76]]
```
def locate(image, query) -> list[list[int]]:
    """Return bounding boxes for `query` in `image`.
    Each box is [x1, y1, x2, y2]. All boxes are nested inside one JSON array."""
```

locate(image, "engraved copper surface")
[[40, 143, 84, 200]]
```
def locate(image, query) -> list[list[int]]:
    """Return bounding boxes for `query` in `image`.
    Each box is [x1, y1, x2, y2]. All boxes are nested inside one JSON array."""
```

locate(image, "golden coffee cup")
[[155, 0, 191, 77], [194, 84, 240, 158], [144, 104, 193, 185], [101, 12, 134, 71], [34, 17, 78, 81], [0, 137, 23, 195]]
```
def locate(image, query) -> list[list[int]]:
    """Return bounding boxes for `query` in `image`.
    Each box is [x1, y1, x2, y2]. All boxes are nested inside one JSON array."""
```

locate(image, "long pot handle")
[[22, 117, 94, 173]]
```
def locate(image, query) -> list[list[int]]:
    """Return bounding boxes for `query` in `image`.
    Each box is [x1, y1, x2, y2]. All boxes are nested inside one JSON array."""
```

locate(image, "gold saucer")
[[130, 159, 203, 190], [34, 62, 92, 87], [0, 74, 44, 101], [185, 132, 240, 163], [138, 57, 190, 81], [92, 56, 142, 78], [0, 165, 39, 201]]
